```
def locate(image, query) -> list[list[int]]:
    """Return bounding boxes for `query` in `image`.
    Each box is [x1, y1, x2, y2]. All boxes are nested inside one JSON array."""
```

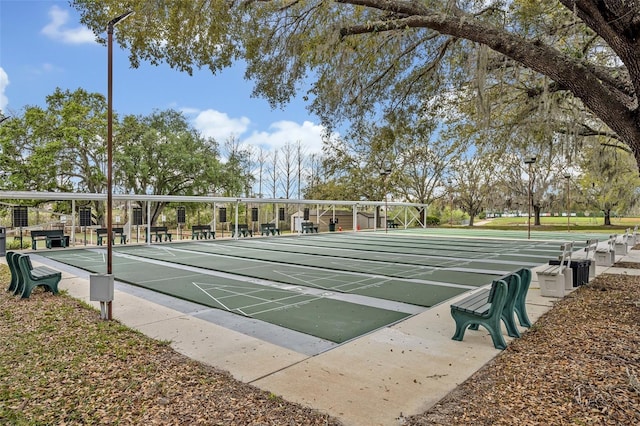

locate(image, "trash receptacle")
[[329, 219, 336, 232], [0, 227, 5, 256], [548, 259, 590, 287]]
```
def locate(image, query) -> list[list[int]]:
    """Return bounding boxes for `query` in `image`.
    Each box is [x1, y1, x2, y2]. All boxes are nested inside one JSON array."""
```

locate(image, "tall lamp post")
[[447, 180, 453, 227], [106, 11, 133, 320], [380, 168, 391, 233], [524, 156, 537, 239], [564, 173, 571, 232]]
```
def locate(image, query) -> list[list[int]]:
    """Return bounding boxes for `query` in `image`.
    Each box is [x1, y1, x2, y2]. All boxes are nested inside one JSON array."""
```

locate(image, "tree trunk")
[[604, 209, 612, 226], [534, 204, 542, 226]]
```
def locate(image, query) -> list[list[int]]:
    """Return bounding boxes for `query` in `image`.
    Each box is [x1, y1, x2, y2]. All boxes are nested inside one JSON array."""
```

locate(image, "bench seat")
[[30, 230, 68, 250], [537, 242, 573, 297], [96, 227, 127, 245], [6, 251, 21, 293], [149, 226, 172, 242], [595, 235, 616, 267], [301, 222, 318, 233], [191, 225, 214, 240], [451, 278, 509, 350], [14, 254, 61, 299], [232, 224, 252, 238], [260, 223, 280, 236]]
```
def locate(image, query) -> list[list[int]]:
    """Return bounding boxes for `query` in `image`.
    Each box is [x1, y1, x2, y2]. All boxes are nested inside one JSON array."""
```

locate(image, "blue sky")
[[0, 0, 326, 154]]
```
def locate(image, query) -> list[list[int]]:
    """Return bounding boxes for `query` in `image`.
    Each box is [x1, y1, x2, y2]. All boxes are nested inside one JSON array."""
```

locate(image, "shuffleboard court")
[[134, 242, 510, 281], [389, 227, 609, 243], [254, 232, 588, 263], [37, 230, 586, 347], [112, 244, 486, 306], [219, 236, 558, 269], [38, 249, 409, 343]]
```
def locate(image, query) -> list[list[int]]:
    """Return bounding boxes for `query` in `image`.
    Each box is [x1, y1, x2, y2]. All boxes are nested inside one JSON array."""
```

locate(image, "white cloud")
[[187, 108, 328, 155], [243, 120, 326, 154], [0, 67, 8, 112], [192, 109, 251, 141], [41, 5, 96, 44]]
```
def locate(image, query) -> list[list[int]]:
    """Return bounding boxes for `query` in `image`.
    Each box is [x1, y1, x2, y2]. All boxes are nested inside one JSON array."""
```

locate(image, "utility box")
[[89, 274, 114, 302]]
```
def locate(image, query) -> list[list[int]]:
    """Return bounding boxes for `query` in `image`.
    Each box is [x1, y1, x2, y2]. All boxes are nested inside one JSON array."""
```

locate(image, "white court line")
[[149, 245, 478, 289], [272, 269, 394, 292], [192, 281, 241, 314], [137, 272, 203, 284], [248, 296, 320, 317], [192, 281, 317, 316]]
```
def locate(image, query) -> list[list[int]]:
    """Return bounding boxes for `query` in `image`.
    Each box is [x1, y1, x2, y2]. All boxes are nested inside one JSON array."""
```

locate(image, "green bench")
[[386, 219, 399, 228], [30, 230, 69, 250], [6, 251, 61, 299], [192, 225, 215, 239], [301, 222, 318, 233], [96, 227, 127, 245], [232, 224, 252, 238], [451, 268, 531, 350], [260, 223, 280, 236], [148, 226, 172, 242]]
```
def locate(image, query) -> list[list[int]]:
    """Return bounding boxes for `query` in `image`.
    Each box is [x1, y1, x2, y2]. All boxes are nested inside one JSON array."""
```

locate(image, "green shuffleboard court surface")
[[112, 244, 478, 307], [36, 231, 580, 345], [38, 249, 409, 343]]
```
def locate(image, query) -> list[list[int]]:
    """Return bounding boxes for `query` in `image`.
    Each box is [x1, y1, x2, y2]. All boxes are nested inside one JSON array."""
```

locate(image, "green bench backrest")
[[31, 230, 64, 238]]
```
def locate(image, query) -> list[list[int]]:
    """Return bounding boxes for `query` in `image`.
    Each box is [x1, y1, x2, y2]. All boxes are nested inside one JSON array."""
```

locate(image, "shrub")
[[426, 216, 440, 226]]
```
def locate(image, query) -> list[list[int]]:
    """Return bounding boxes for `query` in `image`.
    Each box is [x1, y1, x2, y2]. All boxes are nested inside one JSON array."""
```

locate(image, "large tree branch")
[[336, 5, 640, 161]]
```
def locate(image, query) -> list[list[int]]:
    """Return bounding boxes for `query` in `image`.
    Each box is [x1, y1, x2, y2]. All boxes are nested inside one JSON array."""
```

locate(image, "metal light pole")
[[106, 11, 133, 320], [565, 173, 571, 232], [448, 180, 453, 227], [524, 156, 537, 239], [380, 168, 391, 233]]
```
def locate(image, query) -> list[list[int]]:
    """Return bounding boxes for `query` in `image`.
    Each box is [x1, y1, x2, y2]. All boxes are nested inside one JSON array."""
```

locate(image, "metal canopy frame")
[[0, 191, 429, 241]]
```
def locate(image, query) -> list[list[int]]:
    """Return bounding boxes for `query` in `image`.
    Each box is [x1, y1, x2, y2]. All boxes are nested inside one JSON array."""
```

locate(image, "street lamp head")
[[564, 174, 571, 179], [524, 156, 537, 165], [107, 11, 134, 32], [380, 168, 391, 176]]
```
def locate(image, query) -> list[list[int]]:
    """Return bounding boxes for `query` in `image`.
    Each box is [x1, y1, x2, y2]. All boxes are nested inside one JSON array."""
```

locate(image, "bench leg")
[[22, 276, 61, 299], [451, 310, 507, 350]]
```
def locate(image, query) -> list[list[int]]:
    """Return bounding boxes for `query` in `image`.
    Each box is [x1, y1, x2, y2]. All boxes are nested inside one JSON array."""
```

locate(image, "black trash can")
[[0, 227, 5, 256], [329, 219, 336, 232], [548, 259, 590, 287]]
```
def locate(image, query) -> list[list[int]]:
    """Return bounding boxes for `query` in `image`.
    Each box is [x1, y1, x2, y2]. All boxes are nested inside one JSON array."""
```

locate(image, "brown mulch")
[[2, 267, 640, 425], [0, 265, 341, 425], [613, 261, 640, 269], [405, 274, 640, 425]]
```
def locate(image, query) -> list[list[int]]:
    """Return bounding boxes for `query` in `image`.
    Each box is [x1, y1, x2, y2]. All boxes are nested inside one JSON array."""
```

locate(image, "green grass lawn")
[[474, 216, 639, 232]]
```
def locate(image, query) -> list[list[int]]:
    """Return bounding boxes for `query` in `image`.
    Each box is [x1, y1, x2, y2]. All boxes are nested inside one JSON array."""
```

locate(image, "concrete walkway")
[[24, 244, 640, 426]]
